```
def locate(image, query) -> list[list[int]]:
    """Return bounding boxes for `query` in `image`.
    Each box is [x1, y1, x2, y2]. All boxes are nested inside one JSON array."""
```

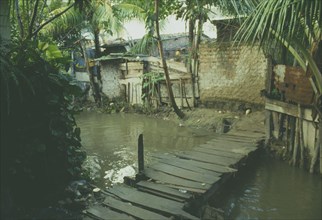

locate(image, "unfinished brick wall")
[[198, 41, 268, 107]]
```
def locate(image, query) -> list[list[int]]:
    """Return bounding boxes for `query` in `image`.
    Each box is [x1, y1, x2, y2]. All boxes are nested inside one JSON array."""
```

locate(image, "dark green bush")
[[1, 40, 86, 208]]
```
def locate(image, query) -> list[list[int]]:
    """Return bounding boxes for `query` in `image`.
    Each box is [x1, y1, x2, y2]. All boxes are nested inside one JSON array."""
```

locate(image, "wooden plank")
[[213, 133, 261, 141], [193, 147, 244, 159], [103, 196, 168, 220], [107, 186, 198, 220], [206, 139, 257, 148], [151, 153, 236, 173], [144, 168, 210, 191], [148, 163, 219, 184], [137, 181, 192, 200], [150, 154, 222, 177], [86, 205, 134, 220], [265, 98, 315, 121], [175, 152, 237, 166], [199, 143, 256, 155], [137, 187, 185, 202], [209, 136, 257, 144], [209, 136, 257, 145]]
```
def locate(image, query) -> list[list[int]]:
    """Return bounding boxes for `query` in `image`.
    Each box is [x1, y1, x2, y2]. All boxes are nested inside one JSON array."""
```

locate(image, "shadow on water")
[[209, 149, 322, 220]]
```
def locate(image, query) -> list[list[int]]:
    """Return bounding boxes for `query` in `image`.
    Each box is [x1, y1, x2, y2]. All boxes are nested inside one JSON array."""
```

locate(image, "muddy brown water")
[[76, 111, 214, 187], [77, 112, 321, 219]]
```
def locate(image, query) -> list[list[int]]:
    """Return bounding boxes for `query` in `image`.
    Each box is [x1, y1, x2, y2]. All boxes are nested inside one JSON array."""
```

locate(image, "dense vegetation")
[[0, 0, 87, 217], [1, 40, 86, 217]]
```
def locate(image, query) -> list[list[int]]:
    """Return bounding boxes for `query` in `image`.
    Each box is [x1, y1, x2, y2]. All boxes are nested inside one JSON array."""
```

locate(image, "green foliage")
[[236, 0, 322, 97], [1, 39, 86, 207], [141, 71, 163, 100]]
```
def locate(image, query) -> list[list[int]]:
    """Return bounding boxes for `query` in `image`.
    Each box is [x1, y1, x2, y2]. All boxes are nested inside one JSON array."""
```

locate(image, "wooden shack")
[[265, 64, 321, 174], [97, 54, 193, 108]]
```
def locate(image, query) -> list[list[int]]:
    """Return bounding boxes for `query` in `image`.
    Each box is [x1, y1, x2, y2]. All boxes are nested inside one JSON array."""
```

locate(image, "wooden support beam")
[[265, 98, 315, 122], [138, 134, 144, 173]]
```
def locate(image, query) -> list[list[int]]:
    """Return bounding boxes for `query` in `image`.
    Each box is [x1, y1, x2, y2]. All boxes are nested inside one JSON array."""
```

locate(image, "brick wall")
[[198, 41, 268, 107]]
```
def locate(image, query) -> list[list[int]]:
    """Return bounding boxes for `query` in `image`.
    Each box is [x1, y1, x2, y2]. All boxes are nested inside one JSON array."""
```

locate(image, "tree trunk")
[[193, 16, 202, 86], [0, 0, 10, 45], [188, 19, 196, 106], [93, 29, 103, 105], [81, 41, 101, 106], [154, 0, 184, 119], [93, 29, 102, 83]]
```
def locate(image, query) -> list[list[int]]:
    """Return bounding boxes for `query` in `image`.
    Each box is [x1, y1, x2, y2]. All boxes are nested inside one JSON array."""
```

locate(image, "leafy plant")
[[1, 39, 86, 209], [141, 71, 163, 106]]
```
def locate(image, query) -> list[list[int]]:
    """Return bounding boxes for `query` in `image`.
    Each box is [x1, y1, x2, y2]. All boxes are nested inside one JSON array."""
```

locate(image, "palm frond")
[[41, 6, 84, 36], [235, 0, 322, 94], [113, 3, 146, 21]]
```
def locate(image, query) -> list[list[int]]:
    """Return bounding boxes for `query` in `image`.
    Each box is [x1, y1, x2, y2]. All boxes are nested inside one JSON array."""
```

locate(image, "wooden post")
[[265, 56, 273, 146], [298, 105, 305, 168], [272, 112, 280, 139], [292, 118, 299, 166], [319, 119, 322, 174], [127, 82, 130, 103], [180, 79, 184, 108], [309, 126, 319, 173], [289, 116, 296, 153], [265, 111, 272, 146], [138, 134, 144, 173], [285, 115, 289, 153]]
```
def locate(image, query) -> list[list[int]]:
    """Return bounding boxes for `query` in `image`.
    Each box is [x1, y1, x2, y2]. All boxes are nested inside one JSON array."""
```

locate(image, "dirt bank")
[[153, 107, 266, 135]]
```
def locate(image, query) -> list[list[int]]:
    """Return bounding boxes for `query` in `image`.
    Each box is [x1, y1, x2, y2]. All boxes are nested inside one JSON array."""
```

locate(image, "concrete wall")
[[100, 62, 123, 98], [198, 41, 268, 108]]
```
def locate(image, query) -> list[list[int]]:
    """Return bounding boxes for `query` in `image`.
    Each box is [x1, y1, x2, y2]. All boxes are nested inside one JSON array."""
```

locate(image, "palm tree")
[[154, 0, 185, 118], [236, 0, 321, 104], [43, 0, 145, 105]]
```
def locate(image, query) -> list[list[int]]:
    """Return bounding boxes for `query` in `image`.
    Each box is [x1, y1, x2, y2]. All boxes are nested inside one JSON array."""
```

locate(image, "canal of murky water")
[[76, 112, 321, 219], [76, 111, 214, 187]]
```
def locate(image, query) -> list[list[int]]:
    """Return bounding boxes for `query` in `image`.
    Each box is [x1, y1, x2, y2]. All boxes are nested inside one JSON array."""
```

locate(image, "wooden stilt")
[[289, 117, 296, 154], [285, 115, 289, 153], [180, 79, 184, 108], [309, 126, 319, 173], [265, 111, 272, 147], [298, 105, 305, 168], [272, 112, 279, 139], [292, 118, 299, 166]]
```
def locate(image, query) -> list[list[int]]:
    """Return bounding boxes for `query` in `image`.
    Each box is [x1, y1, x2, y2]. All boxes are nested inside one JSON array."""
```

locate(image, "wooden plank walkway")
[[85, 132, 264, 220]]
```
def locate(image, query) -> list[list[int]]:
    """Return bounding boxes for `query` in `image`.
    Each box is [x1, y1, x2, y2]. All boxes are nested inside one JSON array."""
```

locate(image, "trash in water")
[[179, 189, 187, 193], [93, 188, 100, 193]]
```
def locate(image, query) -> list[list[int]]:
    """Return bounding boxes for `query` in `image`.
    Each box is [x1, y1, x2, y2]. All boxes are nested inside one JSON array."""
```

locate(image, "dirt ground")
[[155, 107, 266, 136]]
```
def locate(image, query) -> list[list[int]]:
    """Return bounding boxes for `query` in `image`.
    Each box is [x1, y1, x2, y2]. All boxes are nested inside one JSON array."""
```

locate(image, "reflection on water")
[[211, 153, 322, 220], [77, 112, 321, 220], [76, 111, 214, 188]]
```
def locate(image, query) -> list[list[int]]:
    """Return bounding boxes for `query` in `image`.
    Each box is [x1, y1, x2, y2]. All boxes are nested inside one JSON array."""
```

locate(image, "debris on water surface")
[[93, 188, 100, 193]]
